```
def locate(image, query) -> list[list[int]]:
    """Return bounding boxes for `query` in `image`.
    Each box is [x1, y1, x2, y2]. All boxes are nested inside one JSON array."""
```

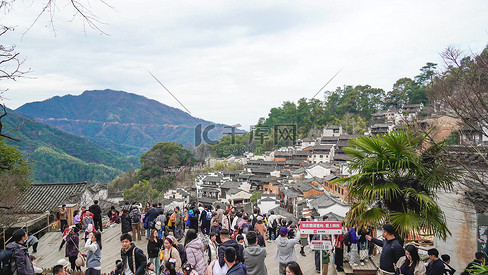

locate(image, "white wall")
[[434, 188, 478, 273], [317, 204, 350, 218], [258, 200, 280, 214]]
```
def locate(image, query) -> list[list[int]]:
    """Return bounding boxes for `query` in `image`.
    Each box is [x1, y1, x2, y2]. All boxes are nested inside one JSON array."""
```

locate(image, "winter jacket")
[[222, 215, 231, 231], [218, 239, 245, 268], [244, 244, 267, 275], [5, 242, 34, 275], [274, 232, 300, 264], [65, 232, 80, 257], [254, 222, 267, 240], [82, 215, 94, 229], [121, 214, 132, 234], [147, 238, 163, 258], [58, 208, 67, 220], [427, 259, 446, 275], [208, 241, 218, 262], [226, 263, 246, 275], [175, 211, 183, 227], [349, 228, 359, 244], [371, 237, 405, 273], [396, 256, 426, 275], [117, 243, 147, 275], [130, 208, 142, 224], [85, 239, 101, 269], [186, 238, 208, 275], [89, 204, 102, 219], [145, 208, 159, 226], [163, 247, 182, 273]]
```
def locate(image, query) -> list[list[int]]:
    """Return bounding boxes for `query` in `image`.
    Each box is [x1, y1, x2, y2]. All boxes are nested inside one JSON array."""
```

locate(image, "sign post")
[[299, 221, 342, 235], [300, 221, 341, 274]]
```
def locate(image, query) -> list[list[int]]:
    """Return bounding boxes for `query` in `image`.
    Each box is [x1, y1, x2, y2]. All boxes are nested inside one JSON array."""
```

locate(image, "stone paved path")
[[34, 224, 345, 274]]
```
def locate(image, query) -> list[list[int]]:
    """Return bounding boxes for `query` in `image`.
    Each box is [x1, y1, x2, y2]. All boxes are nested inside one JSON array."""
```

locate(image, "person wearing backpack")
[[130, 205, 142, 241], [5, 228, 34, 275], [185, 229, 208, 275], [188, 205, 200, 232], [366, 224, 405, 275], [200, 205, 213, 236], [174, 207, 184, 241], [115, 233, 147, 275]]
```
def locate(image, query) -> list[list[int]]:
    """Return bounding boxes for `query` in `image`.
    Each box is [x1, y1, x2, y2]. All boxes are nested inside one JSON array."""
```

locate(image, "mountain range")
[[5, 89, 231, 183]]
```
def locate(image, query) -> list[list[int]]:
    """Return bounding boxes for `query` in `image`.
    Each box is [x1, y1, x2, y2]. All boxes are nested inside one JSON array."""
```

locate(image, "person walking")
[[222, 210, 231, 232], [84, 231, 102, 275], [348, 227, 359, 267], [89, 200, 103, 232], [65, 227, 81, 272], [366, 224, 404, 275], [184, 229, 208, 275], [188, 204, 200, 232], [200, 205, 212, 235], [5, 229, 35, 275], [144, 203, 159, 239], [174, 207, 184, 241], [267, 211, 278, 241], [395, 244, 425, 275], [298, 218, 308, 257], [275, 226, 301, 275], [243, 231, 267, 275], [120, 209, 132, 235], [116, 233, 147, 275], [130, 205, 142, 241], [334, 229, 345, 272], [254, 217, 267, 241], [147, 229, 164, 275]]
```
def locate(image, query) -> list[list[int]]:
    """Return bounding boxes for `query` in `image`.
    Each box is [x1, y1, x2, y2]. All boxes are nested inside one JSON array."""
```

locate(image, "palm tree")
[[334, 129, 458, 240]]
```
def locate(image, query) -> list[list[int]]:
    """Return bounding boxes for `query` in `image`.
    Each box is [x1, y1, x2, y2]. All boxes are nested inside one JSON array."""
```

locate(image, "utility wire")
[[147, 69, 192, 114]]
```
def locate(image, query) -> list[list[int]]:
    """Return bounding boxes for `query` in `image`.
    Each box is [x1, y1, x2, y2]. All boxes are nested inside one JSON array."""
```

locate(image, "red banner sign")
[[299, 221, 342, 234]]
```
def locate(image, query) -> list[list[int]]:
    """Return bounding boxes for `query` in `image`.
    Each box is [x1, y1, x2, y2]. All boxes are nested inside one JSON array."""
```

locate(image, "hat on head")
[[257, 216, 263, 221], [57, 259, 69, 268], [167, 235, 177, 245], [279, 227, 289, 236]]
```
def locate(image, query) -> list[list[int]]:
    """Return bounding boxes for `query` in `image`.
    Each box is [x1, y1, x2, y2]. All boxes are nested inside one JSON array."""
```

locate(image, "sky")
[[1, 0, 488, 130]]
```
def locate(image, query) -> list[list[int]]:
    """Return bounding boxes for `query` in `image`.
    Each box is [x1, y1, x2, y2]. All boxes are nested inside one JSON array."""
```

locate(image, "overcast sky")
[[2, 0, 488, 129]]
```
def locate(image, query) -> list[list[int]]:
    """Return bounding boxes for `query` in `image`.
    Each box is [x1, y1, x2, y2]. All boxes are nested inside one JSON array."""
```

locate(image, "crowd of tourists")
[[1, 201, 486, 275]]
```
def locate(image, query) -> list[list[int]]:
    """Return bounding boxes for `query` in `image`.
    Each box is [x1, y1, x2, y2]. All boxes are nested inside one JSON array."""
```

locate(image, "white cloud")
[[2, 0, 487, 130]]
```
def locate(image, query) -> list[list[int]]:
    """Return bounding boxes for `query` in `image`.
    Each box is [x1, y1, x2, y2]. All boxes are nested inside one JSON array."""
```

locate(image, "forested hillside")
[[3, 108, 138, 183], [16, 89, 230, 155], [260, 63, 435, 137]]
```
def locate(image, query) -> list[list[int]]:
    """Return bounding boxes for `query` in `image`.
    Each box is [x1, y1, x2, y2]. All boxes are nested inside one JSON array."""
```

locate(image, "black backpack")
[[0, 248, 14, 275], [175, 244, 187, 265], [132, 210, 141, 224], [271, 218, 278, 229], [343, 232, 352, 247]]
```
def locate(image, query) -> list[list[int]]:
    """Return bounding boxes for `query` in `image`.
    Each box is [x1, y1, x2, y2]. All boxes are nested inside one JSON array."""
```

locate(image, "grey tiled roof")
[[15, 182, 88, 214]]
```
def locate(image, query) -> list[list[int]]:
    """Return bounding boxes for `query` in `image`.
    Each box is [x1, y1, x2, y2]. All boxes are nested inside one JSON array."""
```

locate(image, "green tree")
[[124, 180, 158, 203], [0, 138, 32, 226], [334, 130, 458, 240], [250, 191, 261, 204]]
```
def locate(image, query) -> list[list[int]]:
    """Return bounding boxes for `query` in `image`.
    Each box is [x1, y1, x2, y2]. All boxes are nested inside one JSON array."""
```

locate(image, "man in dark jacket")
[[115, 233, 147, 275], [427, 248, 445, 275], [188, 204, 200, 232], [200, 205, 212, 235], [218, 229, 244, 268], [461, 252, 485, 275], [89, 200, 103, 232], [225, 247, 245, 275], [366, 224, 404, 275], [5, 228, 35, 275], [144, 204, 159, 239]]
